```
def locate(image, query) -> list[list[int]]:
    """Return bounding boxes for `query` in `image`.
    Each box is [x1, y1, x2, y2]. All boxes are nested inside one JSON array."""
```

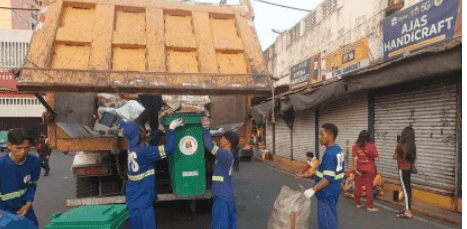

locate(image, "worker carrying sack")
[[267, 185, 312, 229]]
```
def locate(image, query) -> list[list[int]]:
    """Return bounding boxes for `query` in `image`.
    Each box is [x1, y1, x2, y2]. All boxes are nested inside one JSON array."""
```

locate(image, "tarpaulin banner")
[[383, 0, 460, 61], [323, 37, 370, 80], [289, 53, 321, 89]]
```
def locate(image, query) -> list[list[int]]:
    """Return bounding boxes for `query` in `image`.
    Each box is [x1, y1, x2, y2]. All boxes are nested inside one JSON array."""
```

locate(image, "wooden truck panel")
[[18, 0, 269, 95]]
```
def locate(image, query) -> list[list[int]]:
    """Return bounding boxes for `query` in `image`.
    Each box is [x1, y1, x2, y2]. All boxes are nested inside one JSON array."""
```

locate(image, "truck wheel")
[[76, 177, 99, 198]]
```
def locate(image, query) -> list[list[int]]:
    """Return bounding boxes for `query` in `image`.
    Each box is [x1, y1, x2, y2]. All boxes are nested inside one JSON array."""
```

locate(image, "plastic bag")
[[116, 100, 145, 121], [267, 185, 312, 229]]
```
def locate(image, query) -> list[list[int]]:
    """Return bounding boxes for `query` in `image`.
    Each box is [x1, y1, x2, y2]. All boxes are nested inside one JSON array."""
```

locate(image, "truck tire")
[[76, 176, 99, 198]]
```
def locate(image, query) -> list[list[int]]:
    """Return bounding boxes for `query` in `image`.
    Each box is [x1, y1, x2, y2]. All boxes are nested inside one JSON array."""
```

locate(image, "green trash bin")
[[162, 113, 206, 197], [44, 204, 129, 229]]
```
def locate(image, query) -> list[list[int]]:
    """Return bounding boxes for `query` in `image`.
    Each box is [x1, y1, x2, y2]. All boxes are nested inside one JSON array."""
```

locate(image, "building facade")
[[258, 0, 462, 211]]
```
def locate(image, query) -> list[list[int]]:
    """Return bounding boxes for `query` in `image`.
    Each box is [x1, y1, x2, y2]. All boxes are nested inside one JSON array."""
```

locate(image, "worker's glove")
[[169, 118, 184, 130], [304, 188, 316, 199]]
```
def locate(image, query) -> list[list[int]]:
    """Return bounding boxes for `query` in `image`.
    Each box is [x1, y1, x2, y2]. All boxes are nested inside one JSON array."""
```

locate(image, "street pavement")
[[26, 151, 459, 229]]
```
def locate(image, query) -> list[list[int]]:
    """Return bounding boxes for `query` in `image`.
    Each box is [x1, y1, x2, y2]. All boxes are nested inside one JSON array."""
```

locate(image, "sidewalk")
[[253, 156, 462, 226]]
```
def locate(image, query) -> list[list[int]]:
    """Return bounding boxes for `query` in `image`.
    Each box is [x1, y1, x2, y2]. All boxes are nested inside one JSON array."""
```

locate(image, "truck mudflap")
[[66, 192, 213, 207]]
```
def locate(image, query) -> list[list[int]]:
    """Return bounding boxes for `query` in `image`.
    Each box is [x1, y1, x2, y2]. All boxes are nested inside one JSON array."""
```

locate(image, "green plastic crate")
[[162, 113, 206, 197], [44, 204, 129, 229]]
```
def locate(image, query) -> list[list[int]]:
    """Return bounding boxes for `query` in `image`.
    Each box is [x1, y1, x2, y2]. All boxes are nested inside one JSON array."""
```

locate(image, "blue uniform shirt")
[[202, 129, 236, 203], [125, 130, 176, 209], [314, 145, 345, 205], [0, 153, 41, 209]]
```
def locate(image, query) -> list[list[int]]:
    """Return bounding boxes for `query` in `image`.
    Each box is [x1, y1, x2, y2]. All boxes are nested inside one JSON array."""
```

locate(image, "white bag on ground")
[[267, 185, 312, 229]]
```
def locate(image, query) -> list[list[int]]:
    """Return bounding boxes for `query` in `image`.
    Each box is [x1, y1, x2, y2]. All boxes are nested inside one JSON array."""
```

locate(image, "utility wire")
[[252, 0, 311, 12], [0, 7, 40, 11]]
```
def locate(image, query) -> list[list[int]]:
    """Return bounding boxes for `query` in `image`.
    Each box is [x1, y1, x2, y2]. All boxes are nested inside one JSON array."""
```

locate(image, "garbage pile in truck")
[[91, 93, 211, 136]]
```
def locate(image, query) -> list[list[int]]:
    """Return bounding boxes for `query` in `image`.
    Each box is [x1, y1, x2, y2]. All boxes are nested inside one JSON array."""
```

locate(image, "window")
[[11, 10, 16, 17], [305, 12, 316, 31], [19, 16, 23, 22], [287, 24, 301, 47], [25, 3, 29, 8]]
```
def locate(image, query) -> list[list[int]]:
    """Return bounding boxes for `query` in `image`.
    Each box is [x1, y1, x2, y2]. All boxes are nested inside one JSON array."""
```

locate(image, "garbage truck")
[[14, 0, 270, 212]]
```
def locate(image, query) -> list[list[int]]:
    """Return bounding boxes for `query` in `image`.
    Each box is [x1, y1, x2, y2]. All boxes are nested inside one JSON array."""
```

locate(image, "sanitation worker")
[[304, 123, 345, 229], [121, 118, 184, 229], [202, 116, 239, 229], [0, 128, 41, 228]]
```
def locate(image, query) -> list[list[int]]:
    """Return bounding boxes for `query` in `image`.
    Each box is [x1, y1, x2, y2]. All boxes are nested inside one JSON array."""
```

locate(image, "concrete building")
[[257, 0, 461, 213], [0, 0, 39, 30]]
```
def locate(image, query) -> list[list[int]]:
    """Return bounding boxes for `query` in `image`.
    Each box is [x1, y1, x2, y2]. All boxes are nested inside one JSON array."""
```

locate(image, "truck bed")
[[17, 0, 269, 95]]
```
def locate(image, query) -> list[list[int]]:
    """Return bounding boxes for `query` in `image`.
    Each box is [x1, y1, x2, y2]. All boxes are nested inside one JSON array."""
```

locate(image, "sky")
[[191, 0, 323, 50]]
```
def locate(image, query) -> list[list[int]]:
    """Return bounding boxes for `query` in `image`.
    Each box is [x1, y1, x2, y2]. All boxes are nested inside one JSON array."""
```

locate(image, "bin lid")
[[47, 204, 129, 227], [161, 113, 202, 125]]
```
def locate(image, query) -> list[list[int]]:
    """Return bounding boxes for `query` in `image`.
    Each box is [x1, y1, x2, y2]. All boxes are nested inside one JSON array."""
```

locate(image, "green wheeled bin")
[[162, 113, 206, 197], [44, 204, 129, 229]]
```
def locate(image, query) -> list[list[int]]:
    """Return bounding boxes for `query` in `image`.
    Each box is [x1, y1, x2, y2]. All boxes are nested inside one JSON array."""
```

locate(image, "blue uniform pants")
[[0, 205, 38, 228], [317, 199, 338, 229], [128, 205, 157, 229], [212, 197, 237, 229]]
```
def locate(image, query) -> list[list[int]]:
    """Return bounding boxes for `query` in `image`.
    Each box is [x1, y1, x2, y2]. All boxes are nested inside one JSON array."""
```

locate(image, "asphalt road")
[[27, 151, 459, 229]]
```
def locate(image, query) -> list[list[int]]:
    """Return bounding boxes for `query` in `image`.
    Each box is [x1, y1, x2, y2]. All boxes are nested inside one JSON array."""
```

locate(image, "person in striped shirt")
[[304, 123, 345, 229]]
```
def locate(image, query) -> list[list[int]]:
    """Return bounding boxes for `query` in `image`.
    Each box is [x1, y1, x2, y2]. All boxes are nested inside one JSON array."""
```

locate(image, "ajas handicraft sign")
[[383, 0, 460, 61]]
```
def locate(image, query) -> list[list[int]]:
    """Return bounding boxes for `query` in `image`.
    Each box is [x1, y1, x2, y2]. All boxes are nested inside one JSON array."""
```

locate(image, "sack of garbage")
[[267, 185, 312, 229], [162, 95, 211, 113], [116, 100, 145, 121]]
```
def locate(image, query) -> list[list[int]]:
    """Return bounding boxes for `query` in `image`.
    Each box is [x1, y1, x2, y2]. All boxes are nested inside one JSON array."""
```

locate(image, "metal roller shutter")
[[293, 109, 316, 162], [318, 92, 368, 170], [275, 117, 292, 159], [266, 118, 273, 153], [375, 79, 458, 194]]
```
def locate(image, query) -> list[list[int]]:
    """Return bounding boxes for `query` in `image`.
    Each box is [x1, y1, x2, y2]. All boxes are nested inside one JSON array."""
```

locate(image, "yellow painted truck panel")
[[18, 0, 269, 96]]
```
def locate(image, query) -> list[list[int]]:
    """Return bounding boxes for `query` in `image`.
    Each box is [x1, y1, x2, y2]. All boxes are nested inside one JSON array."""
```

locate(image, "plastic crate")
[[44, 204, 129, 229]]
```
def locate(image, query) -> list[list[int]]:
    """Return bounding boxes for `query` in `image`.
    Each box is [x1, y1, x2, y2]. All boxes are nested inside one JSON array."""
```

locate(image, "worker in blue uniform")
[[201, 117, 239, 229], [304, 123, 345, 229], [121, 118, 184, 229], [0, 128, 41, 228]]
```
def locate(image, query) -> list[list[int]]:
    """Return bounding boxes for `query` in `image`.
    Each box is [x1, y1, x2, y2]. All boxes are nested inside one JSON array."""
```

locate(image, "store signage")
[[323, 37, 370, 79], [289, 53, 321, 89], [383, 0, 460, 61]]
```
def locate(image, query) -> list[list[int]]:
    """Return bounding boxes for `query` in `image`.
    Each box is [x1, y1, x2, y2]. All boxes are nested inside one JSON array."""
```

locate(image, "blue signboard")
[[290, 58, 311, 89], [383, 0, 460, 61]]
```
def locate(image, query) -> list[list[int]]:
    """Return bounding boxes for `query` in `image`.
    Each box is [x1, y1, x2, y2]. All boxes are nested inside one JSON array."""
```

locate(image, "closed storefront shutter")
[[318, 92, 368, 170], [374, 78, 458, 194], [266, 117, 273, 153], [293, 109, 315, 162], [275, 117, 292, 159]]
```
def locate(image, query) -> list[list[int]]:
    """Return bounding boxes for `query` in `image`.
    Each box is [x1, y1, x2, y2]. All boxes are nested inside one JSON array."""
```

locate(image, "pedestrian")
[[393, 127, 416, 219], [352, 130, 380, 212], [0, 128, 41, 227], [36, 135, 51, 176], [341, 170, 356, 198], [121, 118, 184, 229], [304, 123, 345, 229], [295, 152, 319, 179], [202, 116, 239, 229]]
